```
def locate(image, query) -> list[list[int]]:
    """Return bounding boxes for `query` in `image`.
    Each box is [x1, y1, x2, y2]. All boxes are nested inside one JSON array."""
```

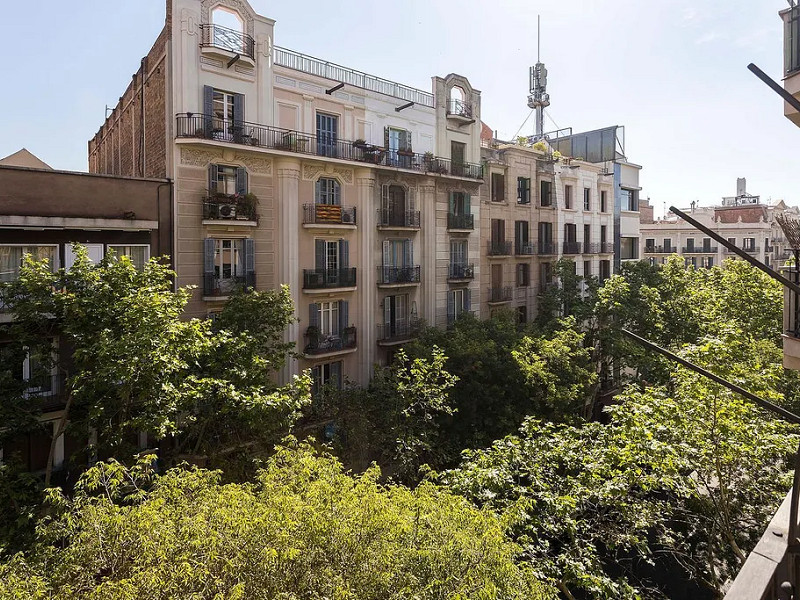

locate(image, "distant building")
[[640, 178, 797, 270]]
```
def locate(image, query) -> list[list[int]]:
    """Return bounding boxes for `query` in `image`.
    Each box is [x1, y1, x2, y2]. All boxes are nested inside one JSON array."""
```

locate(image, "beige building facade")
[[88, 0, 483, 388]]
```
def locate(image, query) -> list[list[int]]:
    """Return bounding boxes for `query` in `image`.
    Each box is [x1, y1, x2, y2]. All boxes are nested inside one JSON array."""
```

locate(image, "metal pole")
[[620, 329, 800, 425], [747, 63, 800, 115], [669, 206, 800, 297]]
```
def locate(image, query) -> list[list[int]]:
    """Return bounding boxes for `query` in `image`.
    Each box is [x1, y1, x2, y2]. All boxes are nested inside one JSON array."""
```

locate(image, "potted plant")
[[238, 193, 259, 220], [305, 325, 322, 352], [352, 138, 367, 149]]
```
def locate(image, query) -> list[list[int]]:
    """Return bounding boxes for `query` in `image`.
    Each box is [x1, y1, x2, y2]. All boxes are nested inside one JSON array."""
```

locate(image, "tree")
[[1, 443, 555, 600], [535, 258, 597, 331], [0, 245, 307, 484]]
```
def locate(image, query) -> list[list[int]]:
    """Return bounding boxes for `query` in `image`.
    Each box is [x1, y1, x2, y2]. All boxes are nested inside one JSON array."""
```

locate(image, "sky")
[[0, 0, 795, 216]]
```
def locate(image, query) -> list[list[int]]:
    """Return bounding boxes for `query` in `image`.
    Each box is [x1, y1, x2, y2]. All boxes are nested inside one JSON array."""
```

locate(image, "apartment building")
[[0, 150, 172, 476], [640, 178, 797, 270], [87, 0, 483, 388], [479, 126, 641, 321]]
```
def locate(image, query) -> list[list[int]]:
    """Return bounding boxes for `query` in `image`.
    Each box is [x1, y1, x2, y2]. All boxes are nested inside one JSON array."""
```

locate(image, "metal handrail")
[[199, 24, 255, 59]]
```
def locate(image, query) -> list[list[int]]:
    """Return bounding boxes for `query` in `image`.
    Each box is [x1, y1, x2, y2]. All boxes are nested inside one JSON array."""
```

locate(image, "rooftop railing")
[[176, 114, 483, 180], [273, 46, 434, 107]]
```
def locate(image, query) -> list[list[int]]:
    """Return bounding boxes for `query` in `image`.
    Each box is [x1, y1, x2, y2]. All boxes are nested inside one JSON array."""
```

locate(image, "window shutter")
[[382, 239, 391, 267], [383, 297, 392, 327], [233, 93, 245, 129], [464, 193, 471, 214], [308, 303, 320, 328], [203, 238, 216, 296], [449, 192, 455, 214], [381, 184, 390, 212], [402, 129, 412, 152], [403, 239, 413, 267], [384, 126, 389, 149], [244, 238, 255, 288], [339, 300, 349, 331], [236, 167, 248, 195], [333, 180, 341, 206], [517, 177, 522, 201], [208, 164, 219, 194], [464, 288, 472, 311], [407, 186, 416, 211], [203, 85, 214, 135], [315, 179, 322, 204], [339, 239, 349, 268], [330, 361, 342, 390], [447, 291, 455, 320], [315, 239, 325, 270]]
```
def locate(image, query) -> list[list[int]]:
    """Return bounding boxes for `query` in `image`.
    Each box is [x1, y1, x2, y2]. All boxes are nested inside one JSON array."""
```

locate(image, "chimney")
[[737, 177, 746, 197]]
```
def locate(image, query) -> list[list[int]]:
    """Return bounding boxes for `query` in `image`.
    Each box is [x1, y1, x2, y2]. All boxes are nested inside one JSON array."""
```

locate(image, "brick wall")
[[88, 1, 171, 178], [639, 197, 654, 224]]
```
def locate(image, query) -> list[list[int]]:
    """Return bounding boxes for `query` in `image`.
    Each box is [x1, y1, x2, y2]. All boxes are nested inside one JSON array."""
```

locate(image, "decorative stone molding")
[[277, 168, 301, 180], [234, 154, 272, 174], [332, 167, 354, 184], [180, 147, 219, 167], [201, 0, 254, 36], [302, 164, 325, 181], [181, 9, 198, 36]]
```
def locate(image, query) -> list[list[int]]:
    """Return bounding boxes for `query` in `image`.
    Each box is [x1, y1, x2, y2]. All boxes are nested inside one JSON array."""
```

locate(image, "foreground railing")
[[176, 114, 483, 180]]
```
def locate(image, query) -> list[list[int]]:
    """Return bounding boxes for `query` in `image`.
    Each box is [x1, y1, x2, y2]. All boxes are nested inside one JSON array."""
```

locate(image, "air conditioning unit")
[[341, 211, 354, 224], [218, 203, 237, 218]]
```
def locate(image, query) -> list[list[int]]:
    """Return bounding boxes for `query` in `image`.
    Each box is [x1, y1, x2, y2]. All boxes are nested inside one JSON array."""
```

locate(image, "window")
[[702, 257, 714, 269], [317, 301, 341, 337], [599, 260, 611, 283], [215, 239, 243, 288], [515, 221, 530, 253], [491, 173, 505, 202], [311, 361, 342, 397], [450, 191, 470, 215], [583, 260, 591, 277], [620, 237, 639, 260], [600, 190, 607, 212], [540, 262, 553, 288], [727, 237, 736, 248], [645, 238, 655, 251], [316, 178, 340, 205], [516, 263, 530, 287], [539, 180, 552, 207], [382, 239, 413, 267], [564, 185, 573, 209], [108, 245, 150, 270], [686, 238, 695, 251], [517, 305, 527, 324], [316, 113, 339, 157], [451, 141, 466, 176], [517, 177, 531, 204], [583, 188, 591, 211], [601, 225, 608, 245], [538, 222, 553, 254], [203, 238, 254, 296], [620, 188, 638, 211], [743, 237, 756, 251], [491, 219, 505, 244], [386, 127, 412, 167], [664, 238, 672, 252], [584, 224, 591, 249], [450, 239, 467, 266], [447, 288, 471, 324], [383, 293, 409, 333], [564, 223, 577, 243], [0, 246, 58, 282], [702, 237, 712, 252], [209, 164, 241, 195]]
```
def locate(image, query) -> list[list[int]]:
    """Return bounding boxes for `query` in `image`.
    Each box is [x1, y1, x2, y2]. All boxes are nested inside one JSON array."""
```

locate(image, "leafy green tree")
[[3, 443, 555, 600], [535, 258, 597, 331]]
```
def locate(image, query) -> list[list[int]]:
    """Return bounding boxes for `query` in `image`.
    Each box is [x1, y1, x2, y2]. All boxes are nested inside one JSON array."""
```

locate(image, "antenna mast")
[[527, 15, 550, 140]]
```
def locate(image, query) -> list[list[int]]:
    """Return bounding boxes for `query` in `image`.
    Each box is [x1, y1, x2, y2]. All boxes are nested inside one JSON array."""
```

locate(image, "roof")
[[0, 148, 52, 170]]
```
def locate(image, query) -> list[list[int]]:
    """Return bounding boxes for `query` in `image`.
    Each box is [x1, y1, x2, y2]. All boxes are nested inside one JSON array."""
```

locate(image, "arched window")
[[316, 177, 341, 206], [447, 86, 470, 117], [211, 6, 245, 53]]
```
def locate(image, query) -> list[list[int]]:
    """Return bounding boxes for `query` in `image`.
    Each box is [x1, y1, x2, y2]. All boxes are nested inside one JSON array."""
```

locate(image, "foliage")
[[6, 443, 555, 600], [535, 259, 598, 336]]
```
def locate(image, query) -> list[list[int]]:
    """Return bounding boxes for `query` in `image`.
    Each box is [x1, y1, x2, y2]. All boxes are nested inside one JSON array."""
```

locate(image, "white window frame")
[[451, 288, 466, 319], [215, 164, 239, 195], [22, 340, 57, 398], [317, 177, 340, 205], [212, 90, 236, 138], [107, 244, 150, 269], [0, 244, 59, 282], [324, 240, 340, 272], [214, 239, 244, 291], [313, 361, 342, 389], [318, 300, 340, 338]]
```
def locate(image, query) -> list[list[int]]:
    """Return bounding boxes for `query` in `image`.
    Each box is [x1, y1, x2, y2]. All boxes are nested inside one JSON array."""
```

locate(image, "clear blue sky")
[[0, 0, 796, 214]]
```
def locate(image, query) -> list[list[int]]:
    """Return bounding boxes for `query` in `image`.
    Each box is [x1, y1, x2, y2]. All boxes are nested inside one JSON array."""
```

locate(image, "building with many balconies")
[[87, 0, 483, 389]]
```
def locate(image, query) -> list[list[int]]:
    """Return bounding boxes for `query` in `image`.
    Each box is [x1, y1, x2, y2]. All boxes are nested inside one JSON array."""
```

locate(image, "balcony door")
[[451, 141, 465, 176], [383, 293, 408, 337], [387, 185, 407, 225], [492, 263, 503, 289], [316, 113, 338, 157]]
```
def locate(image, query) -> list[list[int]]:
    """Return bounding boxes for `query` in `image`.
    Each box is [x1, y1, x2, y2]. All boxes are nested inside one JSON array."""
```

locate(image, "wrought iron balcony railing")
[[584, 243, 601, 254], [377, 265, 421, 285], [176, 114, 483, 180], [515, 242, 535, 256], [538, 241, 558, 255], [303, 204, 356, 225], [563, 241, 582, 254], [377, 209, 420, 228], [487, 286, 513, 303], [377, 318, 421, 343], [203, 274, 255, 297], [302, 268, 357, 289], [448, 263, 475, 280], [203, 196, 257, 221], [304, 326, 357, 355], [447, 213, 474, 230], [682, 246, 717, 253], [199, 24, 255, 59], [487, 240, 512, 256], [599, 242, 614, 254], [446, 99, 474, 118]]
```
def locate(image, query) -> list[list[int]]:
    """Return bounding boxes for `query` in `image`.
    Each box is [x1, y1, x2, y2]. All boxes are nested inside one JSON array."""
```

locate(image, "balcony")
[[377, 265, 421, 287], [599, 242, 614, 254], [303, 204, 356, 227], [783, 6, 800, 126], [447, 213, 474, 231], [644, 245, 669, 254], [176, 114, 483, 180], [682, 246, 717, 254], [203, 274, 255, 299], [377, 318, 421, 346], [377, 209, 420, 230], [538, 241, 557, 256], [487, 240, 512, 257], [202, 194, 257, 224], [584, 243, 600, 254], [448, 263, 475, 281], [725, 246, 760, 254], [304, 326, 357, 357], [199, 24, 255, 62], [446, 99, 475, 124], [563, 241, 582, 255], [487, 286, 513, 304], [515, 242, 535, 256], [302, 268, 356, 291]]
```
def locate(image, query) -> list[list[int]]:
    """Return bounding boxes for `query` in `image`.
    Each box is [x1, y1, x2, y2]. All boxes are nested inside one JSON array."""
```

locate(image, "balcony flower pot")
[[353, 139, 367, 149]]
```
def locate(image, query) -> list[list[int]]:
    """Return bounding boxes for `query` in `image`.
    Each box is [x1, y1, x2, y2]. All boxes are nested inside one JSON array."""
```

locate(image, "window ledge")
[[303, 286, 357, 295], [377, 225, 420, 232], [376, 281, 421, 289], [302, 346, 357, 360], [202, 219, 258, 227], [302, 223, 357, 230]]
